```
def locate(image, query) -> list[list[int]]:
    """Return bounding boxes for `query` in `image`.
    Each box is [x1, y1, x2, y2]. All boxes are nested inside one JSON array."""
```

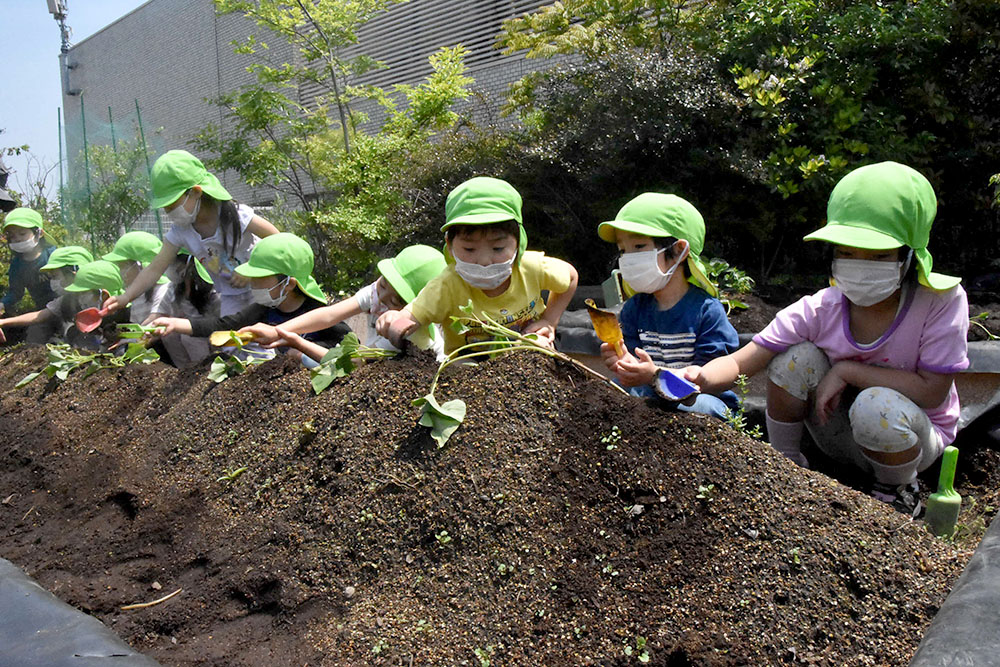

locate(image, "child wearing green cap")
[[245, 244, 447, 361], [0, 245, 93, 344], [103, 150, 279, 320], [150, 233, 350, 360], [597, 193, 740, 420], [65, 260, 128, 348], [103, 231, 174, 326], [376, 177, 578, 353], [1, 207, 56, 317], [687, 162, 969, 515]]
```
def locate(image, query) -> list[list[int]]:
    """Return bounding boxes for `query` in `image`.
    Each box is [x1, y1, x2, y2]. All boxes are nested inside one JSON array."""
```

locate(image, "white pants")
[[767, 342, 943, 474]]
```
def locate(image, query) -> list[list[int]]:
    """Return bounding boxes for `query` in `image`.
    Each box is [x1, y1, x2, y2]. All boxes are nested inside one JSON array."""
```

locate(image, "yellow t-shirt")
[[409, 250, 573, 353]]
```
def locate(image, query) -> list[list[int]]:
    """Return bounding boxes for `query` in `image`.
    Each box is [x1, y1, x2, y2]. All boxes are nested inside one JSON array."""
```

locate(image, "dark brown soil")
[[0, 344, 997, 666]]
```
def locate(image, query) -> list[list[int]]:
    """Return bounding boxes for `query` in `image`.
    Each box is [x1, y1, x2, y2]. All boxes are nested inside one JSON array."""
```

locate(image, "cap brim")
[[63, 284, 91, 293], [377, 257, 414, 303], [150, 189, 186, 210], [597, 219, 672, 243], [102, 251, 129, 262], [803, 224, 902, 249], [441, 212, 517, 229], [234, 263, 278, 278]]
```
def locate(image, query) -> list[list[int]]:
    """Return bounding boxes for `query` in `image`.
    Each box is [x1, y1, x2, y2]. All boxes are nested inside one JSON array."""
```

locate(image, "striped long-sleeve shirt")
[[619, 287, 739, 368]]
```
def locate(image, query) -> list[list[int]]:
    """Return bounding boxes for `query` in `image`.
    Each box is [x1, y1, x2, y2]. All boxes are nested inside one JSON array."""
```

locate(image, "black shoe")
[[870, 480, 922, 517]]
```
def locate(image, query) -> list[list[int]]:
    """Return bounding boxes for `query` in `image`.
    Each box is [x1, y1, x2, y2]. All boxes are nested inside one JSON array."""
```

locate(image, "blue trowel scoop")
[[653, 368, 700, 402]]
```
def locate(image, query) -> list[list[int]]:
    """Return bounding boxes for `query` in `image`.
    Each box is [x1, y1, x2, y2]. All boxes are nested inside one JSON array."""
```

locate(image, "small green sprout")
[[601, 425, 622, 450], [624, 635, 650, 663], [696, 483, 716, 501], [216, 466, 248, 485], [435, 530, 452, 547]]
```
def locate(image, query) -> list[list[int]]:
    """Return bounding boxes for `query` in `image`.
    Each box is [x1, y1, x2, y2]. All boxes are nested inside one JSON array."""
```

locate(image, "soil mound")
[[0, 345, 993, 665]]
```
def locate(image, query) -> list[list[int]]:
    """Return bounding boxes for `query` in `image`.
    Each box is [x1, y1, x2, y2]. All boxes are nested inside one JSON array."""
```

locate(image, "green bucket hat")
[[64, 260, 124, 294], [804, 161, 959, 290], [41, 246, 94, 271], [442, 177, 528, 260], [234, 232, 326, 304], [149, 150, 232, 210], [2, 207, 44, 230], [598, 193, 717, 297], [103, 231, 163, 264], [377, 244, 447, 303]]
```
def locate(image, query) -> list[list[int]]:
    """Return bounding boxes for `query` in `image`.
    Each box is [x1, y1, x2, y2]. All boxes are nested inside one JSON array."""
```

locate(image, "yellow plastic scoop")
[[584, 298, 625, 357], [209, 330, 255, 347]]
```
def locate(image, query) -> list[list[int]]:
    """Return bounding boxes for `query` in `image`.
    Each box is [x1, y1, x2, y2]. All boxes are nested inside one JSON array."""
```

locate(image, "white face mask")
[[832, 255, 909, 307], [166, 191, 200, 227], [49, 277, 65, 295], [250, 277, 290, 308], [9, 235, 39, 254], [454, 256, 515, 290], [618, 242, 687, 293]]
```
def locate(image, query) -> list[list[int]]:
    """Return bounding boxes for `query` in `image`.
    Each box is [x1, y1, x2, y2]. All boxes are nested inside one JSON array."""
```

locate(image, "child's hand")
[[103, 295, 124, 313], [375, 309, 401, 339], [230, 273, 250, 289], [377, 309, 419, 348], [523, 318, 556, 346], [272, 325, 303, 351], [148, 316, 182, 336], [615, 347, 658, 388], [814, 364, 848, 425], [240, 323, 279, 346], [681, 365, 704, 390], [600, 342, 627, 372]]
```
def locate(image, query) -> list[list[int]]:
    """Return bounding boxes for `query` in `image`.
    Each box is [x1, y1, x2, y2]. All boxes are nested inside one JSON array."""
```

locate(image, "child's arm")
[[375, 306, 422, 348], [685, 341, 775, 394], [240, 296, 363, 346], [104, 242, 179, 313], [148, 316, 194, 337], [0, 308, 53, 328], [524, 259, 578, 344], [247, 214, 279, 238], [273, 326, 329, 363], [814, 362, 956, 424]]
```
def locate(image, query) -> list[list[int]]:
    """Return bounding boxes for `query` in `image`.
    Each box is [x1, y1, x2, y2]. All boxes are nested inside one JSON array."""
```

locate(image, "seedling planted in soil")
[[414, 302, 626, 447], [309, 332, 396, 394], [217, 466, 248, 485], [16, 342, 159, 387]]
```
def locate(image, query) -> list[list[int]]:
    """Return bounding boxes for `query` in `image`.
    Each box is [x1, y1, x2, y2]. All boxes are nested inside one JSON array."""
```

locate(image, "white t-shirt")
[[164, 203, 258, 298]]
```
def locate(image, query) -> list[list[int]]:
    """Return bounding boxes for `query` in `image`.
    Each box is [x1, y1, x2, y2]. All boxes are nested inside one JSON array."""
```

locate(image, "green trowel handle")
[[936, 446, 959, 495]]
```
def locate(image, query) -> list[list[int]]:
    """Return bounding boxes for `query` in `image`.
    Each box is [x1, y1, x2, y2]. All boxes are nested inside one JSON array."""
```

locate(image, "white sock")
[[765, 413, 809, 468], [867, 453, 921, 487]]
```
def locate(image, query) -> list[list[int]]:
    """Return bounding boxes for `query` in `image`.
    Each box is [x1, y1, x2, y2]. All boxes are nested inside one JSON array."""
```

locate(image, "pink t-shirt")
[[753, 285, 969, 443]]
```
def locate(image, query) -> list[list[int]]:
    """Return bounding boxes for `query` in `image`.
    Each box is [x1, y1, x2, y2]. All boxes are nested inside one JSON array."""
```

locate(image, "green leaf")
[[208, 356, 233, 383], [417, 395, 466, 448], [449, 316, 470, 335], [15, 372, 42, 388], [122, 343, 160, 364]]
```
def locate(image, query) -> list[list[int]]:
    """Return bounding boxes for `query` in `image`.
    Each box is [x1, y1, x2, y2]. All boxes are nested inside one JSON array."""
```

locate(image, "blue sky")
[[1, 0, 149, 199]]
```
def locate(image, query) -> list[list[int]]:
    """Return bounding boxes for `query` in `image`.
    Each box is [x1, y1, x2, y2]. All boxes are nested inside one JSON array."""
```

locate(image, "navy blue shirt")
[[2, 244, 55, 311], [619, 286, 739, 368]]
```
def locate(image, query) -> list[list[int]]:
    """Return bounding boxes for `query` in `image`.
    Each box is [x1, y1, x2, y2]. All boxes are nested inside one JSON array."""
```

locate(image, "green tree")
[[66, 134, 151, 253], [194, 0, 410, 210]]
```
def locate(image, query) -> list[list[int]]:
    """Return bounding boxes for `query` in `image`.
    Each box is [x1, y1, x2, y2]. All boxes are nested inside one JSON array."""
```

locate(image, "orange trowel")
[[584, 298, 625, 357]]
